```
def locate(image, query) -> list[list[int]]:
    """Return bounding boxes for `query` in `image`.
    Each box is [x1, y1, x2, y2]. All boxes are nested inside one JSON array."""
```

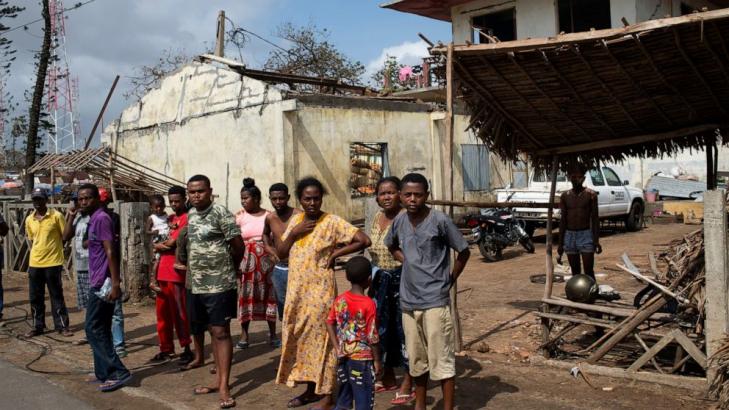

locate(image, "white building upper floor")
[[383, 0, 729, 43]]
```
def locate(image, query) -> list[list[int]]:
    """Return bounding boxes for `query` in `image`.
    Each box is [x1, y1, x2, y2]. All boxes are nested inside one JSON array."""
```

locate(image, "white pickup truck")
[[494, 166, 645, 236]]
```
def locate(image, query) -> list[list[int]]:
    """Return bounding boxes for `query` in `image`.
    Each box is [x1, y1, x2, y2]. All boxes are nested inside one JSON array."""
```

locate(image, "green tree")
[[264, 22, 364, 85]]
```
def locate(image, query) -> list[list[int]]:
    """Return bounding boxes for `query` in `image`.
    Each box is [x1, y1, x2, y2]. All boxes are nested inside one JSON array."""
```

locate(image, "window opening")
[[472, 8, 516, 43], [350, 143, 387, 198]]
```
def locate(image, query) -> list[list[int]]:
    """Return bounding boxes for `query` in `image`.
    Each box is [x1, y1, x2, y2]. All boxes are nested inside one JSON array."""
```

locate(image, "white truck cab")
[[495, 166, 645, 235]]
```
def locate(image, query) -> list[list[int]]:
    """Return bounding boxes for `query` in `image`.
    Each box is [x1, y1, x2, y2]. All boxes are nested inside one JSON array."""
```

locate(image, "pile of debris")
[[655, 229, 705, 334], [710, 336, 729, 409]]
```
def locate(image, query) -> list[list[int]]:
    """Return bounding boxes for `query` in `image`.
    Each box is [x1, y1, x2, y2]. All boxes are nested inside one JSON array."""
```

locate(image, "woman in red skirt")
[[235, 178, 279, 349]]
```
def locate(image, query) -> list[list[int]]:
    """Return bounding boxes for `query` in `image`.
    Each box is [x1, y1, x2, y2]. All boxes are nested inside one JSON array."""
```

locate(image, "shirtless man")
[[263, 183, 302, 321], [558, 166, 602, 279]]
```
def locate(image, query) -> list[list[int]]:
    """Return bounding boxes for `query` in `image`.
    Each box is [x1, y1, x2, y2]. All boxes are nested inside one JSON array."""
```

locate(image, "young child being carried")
[[146, 194, 170, 294], [326, 256, 382, 410]]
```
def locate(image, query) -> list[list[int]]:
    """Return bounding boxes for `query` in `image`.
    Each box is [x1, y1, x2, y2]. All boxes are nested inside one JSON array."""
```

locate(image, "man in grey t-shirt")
[[385, 173, 470, 410]]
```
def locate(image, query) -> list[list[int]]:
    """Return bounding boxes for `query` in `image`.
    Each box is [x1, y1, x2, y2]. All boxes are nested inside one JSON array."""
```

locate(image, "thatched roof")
[[431, 9, 729, 169]]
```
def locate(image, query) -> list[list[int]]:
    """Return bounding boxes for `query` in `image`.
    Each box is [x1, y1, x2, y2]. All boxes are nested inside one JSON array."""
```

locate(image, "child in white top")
[[146, 194, 169, 294]]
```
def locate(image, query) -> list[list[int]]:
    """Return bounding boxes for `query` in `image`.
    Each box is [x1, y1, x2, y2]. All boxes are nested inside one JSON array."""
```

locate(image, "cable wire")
[[2, 0, 100, 35]]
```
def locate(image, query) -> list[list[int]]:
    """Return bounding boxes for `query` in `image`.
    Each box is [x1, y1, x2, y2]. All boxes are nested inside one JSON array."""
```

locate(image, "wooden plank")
[[428, 199, 553, 208], [431, 8, 729, 55], [673, 330, 707, 369], [544, 296, 672, 319], [535, 311, 616, 328], [633, 333, 665, 373], [534, 123, 721, 156], [628, 329, 678, 372], [533, 357, 707, 391], [648, 251, 659, 277], [587, 295, 669, 364], [616, 263, 690, 304]]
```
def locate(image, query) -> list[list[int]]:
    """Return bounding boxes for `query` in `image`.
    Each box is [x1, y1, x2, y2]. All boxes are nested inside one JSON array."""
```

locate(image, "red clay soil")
[[0, 223, 711, 409]]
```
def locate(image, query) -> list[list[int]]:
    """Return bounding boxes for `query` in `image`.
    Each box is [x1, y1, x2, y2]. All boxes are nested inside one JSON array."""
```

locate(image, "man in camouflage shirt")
[[185, 174, 243, 409]]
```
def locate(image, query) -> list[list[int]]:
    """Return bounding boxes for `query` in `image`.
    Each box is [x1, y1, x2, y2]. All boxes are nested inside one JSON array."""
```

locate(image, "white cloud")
[[364, 40, 429, 83]]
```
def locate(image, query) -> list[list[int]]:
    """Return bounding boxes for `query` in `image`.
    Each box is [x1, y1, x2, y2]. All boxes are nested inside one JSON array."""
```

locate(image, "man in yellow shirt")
[[24, 188, 72, 337]]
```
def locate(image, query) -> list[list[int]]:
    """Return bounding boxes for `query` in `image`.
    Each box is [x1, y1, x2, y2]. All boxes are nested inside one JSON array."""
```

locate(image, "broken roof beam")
[[452, 59, 544, 150], [538, 50, 619, 139], [478, 55, 574, 144], [672, 27, 727, 115], [598, 40, 674, 127], [507, 54, 592, 142], [534, 123, 720, 156], [431, 8, 729, 55], [629, 34, 696, 120]]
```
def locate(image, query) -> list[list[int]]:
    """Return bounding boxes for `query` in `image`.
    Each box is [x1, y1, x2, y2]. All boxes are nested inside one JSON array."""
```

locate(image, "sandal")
[[391, 391, 416, 405], [193, 386, 219, 395], [98, 373, 131, 392], [150, 352, 174, 362], [270, 338, 282, 348], [179, 361, 203, 372], [375, 382, 398, 393], [235, 341, 249, 350], [287, 393, 321, 408], [220, 397, 236, 409]]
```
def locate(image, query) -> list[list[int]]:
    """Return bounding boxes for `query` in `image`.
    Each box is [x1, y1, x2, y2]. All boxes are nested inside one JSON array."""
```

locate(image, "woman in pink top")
[[235, 178, 279, 349]]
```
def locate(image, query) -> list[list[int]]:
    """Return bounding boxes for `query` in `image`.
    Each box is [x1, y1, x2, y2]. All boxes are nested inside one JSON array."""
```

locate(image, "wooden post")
[[543, 156, 559, 300], [704, 189, 728, 389], [119, 202, 151, 303], [706, 141, 715, 190], [215, 10, 225, 58], [49, 167, 55, 204], [445, 43, 463, 352], [540, 156, 559, 356]]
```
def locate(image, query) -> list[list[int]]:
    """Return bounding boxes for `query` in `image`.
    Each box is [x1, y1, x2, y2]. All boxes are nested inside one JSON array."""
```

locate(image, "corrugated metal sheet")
[[462, 144, 490, 191], [645, 176, 706, 199]]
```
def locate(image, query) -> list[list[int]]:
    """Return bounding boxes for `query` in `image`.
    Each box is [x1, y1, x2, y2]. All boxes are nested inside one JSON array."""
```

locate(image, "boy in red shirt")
[[326, 256, 382, 410]]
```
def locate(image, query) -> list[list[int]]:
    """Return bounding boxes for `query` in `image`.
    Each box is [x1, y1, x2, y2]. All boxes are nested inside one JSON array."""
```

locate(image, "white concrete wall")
[[103, 62, 288, 212], [288, 105, 489, 220], [451, 0, 557, 43]]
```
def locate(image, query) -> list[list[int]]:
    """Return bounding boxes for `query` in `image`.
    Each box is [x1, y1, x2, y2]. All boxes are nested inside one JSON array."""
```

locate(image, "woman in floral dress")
[[275, 177, 371, 410]]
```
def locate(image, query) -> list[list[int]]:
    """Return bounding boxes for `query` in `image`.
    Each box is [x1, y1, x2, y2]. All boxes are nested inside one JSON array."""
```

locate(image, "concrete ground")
[[0, 222, 714, 409]]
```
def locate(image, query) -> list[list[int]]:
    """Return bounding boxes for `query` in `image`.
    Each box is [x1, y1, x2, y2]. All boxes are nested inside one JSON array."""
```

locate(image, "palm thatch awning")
[[431, 9, 729, 169], [28, 147, 184, 194]]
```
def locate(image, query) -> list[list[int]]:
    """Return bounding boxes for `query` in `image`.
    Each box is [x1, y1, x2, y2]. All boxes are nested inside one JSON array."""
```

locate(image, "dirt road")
[[0, 223, 711, 409]]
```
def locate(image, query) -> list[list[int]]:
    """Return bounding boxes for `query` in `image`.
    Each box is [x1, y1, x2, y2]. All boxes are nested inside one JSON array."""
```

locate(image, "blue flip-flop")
[[98, 373, 132, 392]]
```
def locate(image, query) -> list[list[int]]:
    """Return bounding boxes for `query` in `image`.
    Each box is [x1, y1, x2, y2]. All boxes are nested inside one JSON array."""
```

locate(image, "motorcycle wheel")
[[479, 240, 502, 262], [520, 237, 535, 253]]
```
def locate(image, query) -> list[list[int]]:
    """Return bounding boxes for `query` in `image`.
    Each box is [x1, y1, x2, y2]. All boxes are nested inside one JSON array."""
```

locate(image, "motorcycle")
[[464, 198, 535, 262]]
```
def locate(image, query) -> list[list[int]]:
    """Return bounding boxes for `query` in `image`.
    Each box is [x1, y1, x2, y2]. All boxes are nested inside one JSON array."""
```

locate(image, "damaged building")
[[102, 56, 505, 219]]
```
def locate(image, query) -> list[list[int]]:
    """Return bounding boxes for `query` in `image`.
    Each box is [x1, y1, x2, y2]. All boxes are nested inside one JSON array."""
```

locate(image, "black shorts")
[[186, 289, 207, 336], [189, 289, 237, 329]]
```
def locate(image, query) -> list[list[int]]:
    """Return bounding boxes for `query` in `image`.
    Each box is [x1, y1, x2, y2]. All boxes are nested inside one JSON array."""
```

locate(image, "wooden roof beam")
[[534, 123, 720, 155], [539, 51, 619, 138], [477, 56, 575, 144], [599, 40, 674, 127], [630, 34, 696, 119], [672, 27, 727, 116], [452, 60, 545, 149], [571, 47, 642, 132], [702, 24, 729, 93], [507, 54, 593, 142], [431, 9, 729, 55]]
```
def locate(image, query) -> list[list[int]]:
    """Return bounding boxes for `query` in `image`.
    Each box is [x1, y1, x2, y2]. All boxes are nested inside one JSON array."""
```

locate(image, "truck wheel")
[[625, 201, 644, 232], [479, 240, 502, 262]]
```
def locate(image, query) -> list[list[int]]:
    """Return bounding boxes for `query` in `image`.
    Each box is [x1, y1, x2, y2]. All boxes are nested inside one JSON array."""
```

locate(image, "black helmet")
[[565, 274, 598, 304]]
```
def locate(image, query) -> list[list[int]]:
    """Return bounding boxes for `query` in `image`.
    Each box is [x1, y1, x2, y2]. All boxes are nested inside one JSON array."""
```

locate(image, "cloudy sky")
[[3, 0, 450, 150]]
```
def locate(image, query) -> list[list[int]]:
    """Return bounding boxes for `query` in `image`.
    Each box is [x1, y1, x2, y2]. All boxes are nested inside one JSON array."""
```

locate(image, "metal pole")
[[84, 75, 120, 150]]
